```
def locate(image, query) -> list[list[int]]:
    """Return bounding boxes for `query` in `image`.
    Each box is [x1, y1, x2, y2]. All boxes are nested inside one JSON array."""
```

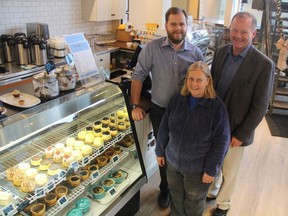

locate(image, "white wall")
[[0, 0, 119, 37]]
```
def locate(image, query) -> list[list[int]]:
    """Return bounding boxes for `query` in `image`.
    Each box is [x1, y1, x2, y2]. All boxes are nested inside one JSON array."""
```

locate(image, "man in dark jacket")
[[208, 11, 275, 216]]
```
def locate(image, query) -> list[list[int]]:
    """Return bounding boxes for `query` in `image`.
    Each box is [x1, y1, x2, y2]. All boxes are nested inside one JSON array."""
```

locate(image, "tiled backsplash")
[[0, 0, 119, 37]]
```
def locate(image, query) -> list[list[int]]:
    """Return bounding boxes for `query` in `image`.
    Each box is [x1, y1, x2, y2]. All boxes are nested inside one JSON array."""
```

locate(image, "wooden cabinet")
[[82, 0, 126, 21]]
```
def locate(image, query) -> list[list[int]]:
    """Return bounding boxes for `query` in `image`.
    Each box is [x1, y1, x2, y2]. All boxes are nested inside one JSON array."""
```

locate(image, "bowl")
[[75, 197, 91, 214], [90, 184, 106, 199], [101, 178, 115, 191], [108, 170, 125, 184]]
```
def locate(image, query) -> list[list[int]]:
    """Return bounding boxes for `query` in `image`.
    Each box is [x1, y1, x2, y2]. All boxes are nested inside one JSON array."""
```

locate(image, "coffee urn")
[[14, 36, 31, 65], [31, 37, 47, 66], [1, 34, 15, 63], [0, 37, 4, 65]]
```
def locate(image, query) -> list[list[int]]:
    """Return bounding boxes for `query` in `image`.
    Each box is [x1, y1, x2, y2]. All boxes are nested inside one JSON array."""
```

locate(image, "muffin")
[[62, 146, 73, 155], [78, 130, 87, 140], [93, 137, 104, 148], [85, 133, 94, 144], [12, 89, 21, 98], [53, 150, 62, 163], [45, 146, 55, 159], [71, 150, 83, 161], [81, 145, 93, 157]]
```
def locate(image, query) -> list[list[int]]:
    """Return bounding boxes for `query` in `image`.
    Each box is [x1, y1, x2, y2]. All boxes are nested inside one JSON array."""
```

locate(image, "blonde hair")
[[180, 61, 216, 98]]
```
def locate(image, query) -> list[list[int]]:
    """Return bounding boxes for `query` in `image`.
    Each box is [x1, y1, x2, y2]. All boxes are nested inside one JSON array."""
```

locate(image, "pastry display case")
[[0, 81, 147, 216]]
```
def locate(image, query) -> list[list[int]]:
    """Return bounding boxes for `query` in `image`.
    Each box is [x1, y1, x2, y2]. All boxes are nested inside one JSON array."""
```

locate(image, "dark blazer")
[[211, 44, 275, 146]]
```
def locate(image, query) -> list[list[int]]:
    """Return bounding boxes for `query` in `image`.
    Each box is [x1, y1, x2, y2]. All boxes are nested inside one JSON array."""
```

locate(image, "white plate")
[[0, 92, 41, 108]]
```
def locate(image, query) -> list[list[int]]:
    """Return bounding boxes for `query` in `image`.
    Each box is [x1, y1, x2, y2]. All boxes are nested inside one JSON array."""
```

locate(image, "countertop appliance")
[[1, 34, 15, 63], [14, 35, 31, 65], [26, 22, 50, 40]]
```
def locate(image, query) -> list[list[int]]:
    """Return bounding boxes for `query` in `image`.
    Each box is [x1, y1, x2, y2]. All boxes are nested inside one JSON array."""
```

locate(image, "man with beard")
[[131, 7, 203, 208]]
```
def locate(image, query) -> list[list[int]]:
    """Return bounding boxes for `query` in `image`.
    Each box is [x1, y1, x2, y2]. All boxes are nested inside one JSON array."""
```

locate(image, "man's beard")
[[167, 31, 186, 44]]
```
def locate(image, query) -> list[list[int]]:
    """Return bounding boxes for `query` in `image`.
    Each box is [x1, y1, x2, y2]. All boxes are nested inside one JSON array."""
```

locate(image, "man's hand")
[[156, 156, 166, 167], [132, 107, 146, 121], [230, 136, 243, 147], [202, 172, 214, 184]]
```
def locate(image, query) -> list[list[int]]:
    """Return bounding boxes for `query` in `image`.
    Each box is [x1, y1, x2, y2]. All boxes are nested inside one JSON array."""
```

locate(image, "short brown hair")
[[165, 7, 188, 23], [180, 61, 216, 99]]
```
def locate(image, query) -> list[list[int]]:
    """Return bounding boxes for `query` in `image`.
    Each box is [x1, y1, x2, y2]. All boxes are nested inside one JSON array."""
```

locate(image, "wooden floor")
[[135, 118, 288, 216]]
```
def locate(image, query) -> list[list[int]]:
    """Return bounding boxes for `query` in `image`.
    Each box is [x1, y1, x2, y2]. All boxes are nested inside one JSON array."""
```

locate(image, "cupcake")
[[93, 137, 104, 148], [31, 155, 42, 166], [85, 133, 94, 145], [55, 142, 65, 152], [78, 130, 87, 140], [53, 150, 62, 163], [117, 122, 126, 131], [45, 146, 55, 159], [101, 124, 110, 132], [93, 121, 102, 130], [109, 119, 117, 127], [101, 117, 110, 125], [85, 126, 94, 134], [110, 126, 118, 136], [62, 154, 74, 168], [102, 131, 112, 142], [93, 129, 102, 137], [66, 137, 76, 148], [80, 145, 93, 157], [12, 89, 21, 98]]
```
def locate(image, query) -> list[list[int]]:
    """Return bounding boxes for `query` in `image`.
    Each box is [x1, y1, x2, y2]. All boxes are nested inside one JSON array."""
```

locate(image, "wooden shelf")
[[272, 100, 288, 110], [276, 87, 288, 96]]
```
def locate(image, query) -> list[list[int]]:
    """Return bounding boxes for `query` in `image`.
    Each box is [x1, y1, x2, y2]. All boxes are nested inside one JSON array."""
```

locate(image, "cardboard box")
[[116, 30, 132, 42]]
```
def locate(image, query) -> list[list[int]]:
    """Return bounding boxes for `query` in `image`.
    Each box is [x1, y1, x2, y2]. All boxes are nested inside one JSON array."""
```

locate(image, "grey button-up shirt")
[[132, 37, 203, 108]]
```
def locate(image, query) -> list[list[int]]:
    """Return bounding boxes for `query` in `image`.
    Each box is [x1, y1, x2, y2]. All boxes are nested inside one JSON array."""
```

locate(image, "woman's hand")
[[202, 172, 214, 184], [156, 156, 166, 167], [132, 107, 146, 121]]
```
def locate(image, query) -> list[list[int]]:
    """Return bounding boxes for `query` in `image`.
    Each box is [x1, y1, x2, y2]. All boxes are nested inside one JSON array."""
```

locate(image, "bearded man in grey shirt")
[[131, 7, 203, 208]]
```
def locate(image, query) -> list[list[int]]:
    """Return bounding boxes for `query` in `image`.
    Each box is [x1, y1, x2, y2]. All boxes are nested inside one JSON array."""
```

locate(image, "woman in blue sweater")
[[155, 61, 230, 216]]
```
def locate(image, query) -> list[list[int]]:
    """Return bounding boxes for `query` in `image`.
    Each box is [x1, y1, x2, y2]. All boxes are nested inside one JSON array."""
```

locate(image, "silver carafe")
[[14, 36, 30, 65], [32, 37, 47, 66], [1, 34, 15, 63]]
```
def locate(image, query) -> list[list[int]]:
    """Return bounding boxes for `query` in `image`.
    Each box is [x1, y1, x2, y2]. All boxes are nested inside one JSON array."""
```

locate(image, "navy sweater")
[[155, 93, 230, 177]]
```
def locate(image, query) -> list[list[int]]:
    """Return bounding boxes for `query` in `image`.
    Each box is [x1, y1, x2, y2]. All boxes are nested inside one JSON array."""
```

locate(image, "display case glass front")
[[0, 82, 147, 216]]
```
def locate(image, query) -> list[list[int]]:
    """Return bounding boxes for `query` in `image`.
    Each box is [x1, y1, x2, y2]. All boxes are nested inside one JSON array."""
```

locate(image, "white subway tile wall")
[[0, 0, 119, 36]]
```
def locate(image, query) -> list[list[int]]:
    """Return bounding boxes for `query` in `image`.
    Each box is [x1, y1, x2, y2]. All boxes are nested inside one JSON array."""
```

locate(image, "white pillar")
[[224, 0, 240, 27]]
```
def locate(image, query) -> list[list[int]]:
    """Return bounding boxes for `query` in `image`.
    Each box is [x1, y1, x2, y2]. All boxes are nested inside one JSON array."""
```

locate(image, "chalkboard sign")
[[45, 60, 56, 74]]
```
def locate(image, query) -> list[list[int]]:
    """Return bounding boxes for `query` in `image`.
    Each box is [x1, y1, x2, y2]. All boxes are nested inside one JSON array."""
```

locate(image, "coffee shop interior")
[[0, 0, 288, 216]]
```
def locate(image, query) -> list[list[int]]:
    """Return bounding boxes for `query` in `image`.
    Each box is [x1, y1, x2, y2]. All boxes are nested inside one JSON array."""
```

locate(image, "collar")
[[228, 44, 252, 58], [181, 94, 211, 108], [162, 36, 189, 51]]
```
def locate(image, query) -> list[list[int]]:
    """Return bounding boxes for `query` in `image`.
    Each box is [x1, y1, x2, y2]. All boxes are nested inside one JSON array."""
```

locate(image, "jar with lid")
[[56, 65, 76, 91], [33, 73, 59, 99]]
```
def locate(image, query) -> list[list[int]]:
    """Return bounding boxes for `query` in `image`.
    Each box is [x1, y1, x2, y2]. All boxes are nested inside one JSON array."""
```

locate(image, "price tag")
[[44, 60, 56, 74], [65, 53, 74, 65], [46, 180, 55, 192], [80, 156, 90, 167], [69, 161, 79, 172], [57, 195, 68, 206], [58, 169, 67, 179], [35, 187, 45, 198], [111, 155, 119, 163], [2, 203, 16, 216], [107, 187, 117, 197], [90, 170, 100, 180], [17, 200, 30, 213]]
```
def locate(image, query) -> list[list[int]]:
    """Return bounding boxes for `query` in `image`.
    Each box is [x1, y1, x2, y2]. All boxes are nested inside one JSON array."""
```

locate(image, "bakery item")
[[85, 126, 94, 133], [31, 203, 46, 216], [19, 99, 25, 105], [109, 119, 116, 127], [75, 197, 91, 214], [25, 168, 38, 179], [110, 114, 115, 121], [31, 155, 42, 166], [101, 117, 110, 124], [125, 118, 131, 127], [117, 122, 126, 131], [78, 130, 87, 140], [62, 146, 73, 155], [71, 150, 83, 161], [67, 208, 84, 216], [101, 124, 109, 132], [55, 185, 68, 198], [34, 173, 48, 186], [21, 178, 36, 193], [96, 156, 108, 167], [111, 146, 121, 154], [77, 169, 90, 181], [102, 131, 112, 142], [47, 163, 60, 176], [117, 115, 125, 122], [39, 159, 51, 171], [109, 170, 125, 184], [85, 133, 94, 144], [93, 137, 104, 148], [110, 126, 118, 137], [105, 150, 115, 160], [45, 146, 55, 159], [74, 140, 84, 150], [91, 185, 105, 199], [44, 192, 57, 206], [13, 172, 25, 187], [55, 142, 65, 152], [6, 167, 19, 181], [62, 154, 74, 168], [18, 162, 31, 173], [12, 89, 21, 98], [88, 164, 99, 173], [81, 144, 93, 157], [67, 174, 81, 187], [93, 121, 102, 130], [101, 178, 115, 191], [0, 191, 13, 205], [53, 150, 62, 163], [66, 137, 76, 147], [93, 128, 102, 137]]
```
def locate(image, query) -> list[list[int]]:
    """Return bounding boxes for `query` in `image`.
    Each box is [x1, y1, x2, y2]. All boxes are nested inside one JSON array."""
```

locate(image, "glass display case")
[[0, 81, 147, 216]]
